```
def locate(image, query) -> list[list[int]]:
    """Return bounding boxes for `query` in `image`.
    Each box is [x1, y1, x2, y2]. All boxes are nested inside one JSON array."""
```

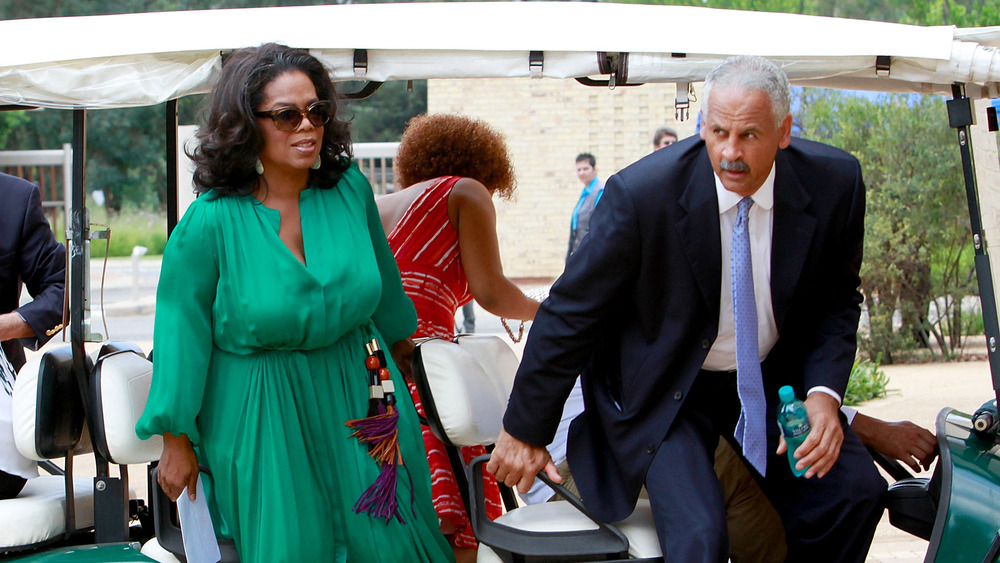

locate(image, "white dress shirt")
[[702, 164, 842, 405]]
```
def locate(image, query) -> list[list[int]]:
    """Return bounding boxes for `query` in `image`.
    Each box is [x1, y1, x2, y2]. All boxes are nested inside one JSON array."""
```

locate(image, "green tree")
[[619, 0, 997, 25], [0, 0, 427, 212], [797, 90, 971, 362], [896, 0, 999, 26], [342, 80, 428, 143], [0, 112, 28, 148]]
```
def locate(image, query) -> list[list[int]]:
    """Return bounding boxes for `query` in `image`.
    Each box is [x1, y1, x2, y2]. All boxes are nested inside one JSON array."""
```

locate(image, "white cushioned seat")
[[141, 537, 182, 563], [0, 476, 94, 549], [3, 343, 156, 553], [13, 347, 92, 461], [478, 500, 661, 561], [415, 335, 662, 562], [91, 350, 162, 465], [413, 336, 517, 446]]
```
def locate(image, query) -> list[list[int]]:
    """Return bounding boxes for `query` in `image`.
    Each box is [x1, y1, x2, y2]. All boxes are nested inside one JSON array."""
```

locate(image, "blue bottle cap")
[[778, 385, 796, 403]]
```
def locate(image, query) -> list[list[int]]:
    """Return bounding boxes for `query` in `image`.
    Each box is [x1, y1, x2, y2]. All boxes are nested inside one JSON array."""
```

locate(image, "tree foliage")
[[341, 80, 429, 143], [797, 91, 971, 362], [619, 0, 996, 24], [0, 0, 427, 212], [619, 0, 994, 363]]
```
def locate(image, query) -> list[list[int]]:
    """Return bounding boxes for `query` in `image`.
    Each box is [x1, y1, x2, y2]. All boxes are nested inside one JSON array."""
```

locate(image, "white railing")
[[354, 142, 399, 195], [0, 144, 73, 232]]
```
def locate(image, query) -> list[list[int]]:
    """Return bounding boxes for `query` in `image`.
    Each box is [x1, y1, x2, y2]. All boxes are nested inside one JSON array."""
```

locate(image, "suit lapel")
[[771, 150, 817, 330], [676, 151, 721, 315]]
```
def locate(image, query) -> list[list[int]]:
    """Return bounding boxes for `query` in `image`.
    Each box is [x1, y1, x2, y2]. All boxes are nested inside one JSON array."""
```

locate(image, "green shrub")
[[845, 355, 889, 405]]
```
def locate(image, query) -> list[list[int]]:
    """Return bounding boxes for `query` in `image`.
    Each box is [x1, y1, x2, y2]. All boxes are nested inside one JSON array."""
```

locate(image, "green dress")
[[136, 165, 453, 563]]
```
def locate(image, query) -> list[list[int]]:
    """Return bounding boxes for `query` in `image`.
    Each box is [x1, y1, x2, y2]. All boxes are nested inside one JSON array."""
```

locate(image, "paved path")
[[34, 258, 1000, 561], [862, 358, 994, 562]]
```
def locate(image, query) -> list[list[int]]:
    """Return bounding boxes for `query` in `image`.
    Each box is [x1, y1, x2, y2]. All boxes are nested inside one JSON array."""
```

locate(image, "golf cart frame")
[[0, 3, 998, 561]]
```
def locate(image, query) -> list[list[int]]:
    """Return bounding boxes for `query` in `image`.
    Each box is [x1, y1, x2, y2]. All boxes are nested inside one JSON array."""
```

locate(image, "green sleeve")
[[135, 199, 219, 446], [354, 167, 417, 344]]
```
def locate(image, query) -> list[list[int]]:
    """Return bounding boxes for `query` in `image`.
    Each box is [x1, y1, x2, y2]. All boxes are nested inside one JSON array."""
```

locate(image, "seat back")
[[412, 335, 638, 561], [411, 335, 518, 447], [6, 345, 96, 553], [90, 347, 162, 465], [13, 345, 92, 461]]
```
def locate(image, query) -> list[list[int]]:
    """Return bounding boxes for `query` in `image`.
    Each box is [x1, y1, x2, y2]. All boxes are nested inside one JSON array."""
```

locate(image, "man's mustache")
[[720, 159, 750, 173]]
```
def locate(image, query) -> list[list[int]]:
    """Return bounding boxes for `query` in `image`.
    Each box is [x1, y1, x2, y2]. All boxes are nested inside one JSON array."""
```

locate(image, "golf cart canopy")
[[0, 1, 998, 110]]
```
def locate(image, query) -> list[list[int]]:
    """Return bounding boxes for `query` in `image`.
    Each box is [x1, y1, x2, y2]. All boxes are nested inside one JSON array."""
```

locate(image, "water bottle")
[[776, 385, 811, 477]]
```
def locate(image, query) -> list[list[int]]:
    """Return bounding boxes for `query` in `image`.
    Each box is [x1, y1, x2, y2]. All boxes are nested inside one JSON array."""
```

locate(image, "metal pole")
[[948, 84, 1000, 407], [70, 109, 128, 543], [167, 99, 179, 236], [69, 109, 88, 409]]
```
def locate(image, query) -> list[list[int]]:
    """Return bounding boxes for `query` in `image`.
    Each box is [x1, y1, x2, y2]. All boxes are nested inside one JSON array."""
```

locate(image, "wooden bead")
[[365, 356, 380, 370], [378, 367, 392, 381]]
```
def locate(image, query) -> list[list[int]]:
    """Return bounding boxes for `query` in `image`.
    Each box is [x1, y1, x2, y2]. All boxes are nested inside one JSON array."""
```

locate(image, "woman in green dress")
[[136, 43, 453, 563]]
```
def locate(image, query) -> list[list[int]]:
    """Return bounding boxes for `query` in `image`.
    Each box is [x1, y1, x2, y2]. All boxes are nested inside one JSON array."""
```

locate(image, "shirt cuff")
[[840, 405, 858, 425], [806, 386, 842, 405]]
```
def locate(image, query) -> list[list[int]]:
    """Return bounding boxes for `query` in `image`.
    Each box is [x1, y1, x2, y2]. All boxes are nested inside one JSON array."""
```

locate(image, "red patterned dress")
[[386, 176, 503, 549]]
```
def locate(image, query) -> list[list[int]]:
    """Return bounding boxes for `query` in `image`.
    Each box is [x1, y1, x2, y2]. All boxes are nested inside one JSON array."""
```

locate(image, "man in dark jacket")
[[489, 56, 886, 562], [0, 171, 66, 498]]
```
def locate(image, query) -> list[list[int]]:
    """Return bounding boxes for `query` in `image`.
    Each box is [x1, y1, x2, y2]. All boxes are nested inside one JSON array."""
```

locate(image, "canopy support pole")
[[70, 108, 129, 544], [948, 84, 1000, 408], [166, 99, 178, 237]]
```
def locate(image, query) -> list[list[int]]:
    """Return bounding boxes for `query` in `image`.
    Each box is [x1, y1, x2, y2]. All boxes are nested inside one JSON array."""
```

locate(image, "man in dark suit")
[[489, 56, 886, 562], [0, 171, 66, 498]]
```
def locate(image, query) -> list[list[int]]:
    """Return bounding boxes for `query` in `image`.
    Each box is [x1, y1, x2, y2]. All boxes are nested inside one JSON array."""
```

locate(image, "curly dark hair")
[[188, 43, 352, 196], [394, 114, 516, 201]]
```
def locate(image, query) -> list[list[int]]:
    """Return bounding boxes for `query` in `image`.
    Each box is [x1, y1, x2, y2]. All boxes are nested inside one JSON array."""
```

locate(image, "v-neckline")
[[251, 190, 314, 270]]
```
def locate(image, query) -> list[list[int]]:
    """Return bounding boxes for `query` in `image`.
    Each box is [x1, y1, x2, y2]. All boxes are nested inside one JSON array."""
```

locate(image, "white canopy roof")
[[0, 2, 998, 109]]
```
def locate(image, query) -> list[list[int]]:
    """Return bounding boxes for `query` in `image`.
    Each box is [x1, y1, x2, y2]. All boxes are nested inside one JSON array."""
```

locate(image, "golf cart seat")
[[3, 345, 95, 553], [866, 446, 938, 542], [89, 343, 162, 467], [411, 335, 663, 563], [87, 342, 237, 562]]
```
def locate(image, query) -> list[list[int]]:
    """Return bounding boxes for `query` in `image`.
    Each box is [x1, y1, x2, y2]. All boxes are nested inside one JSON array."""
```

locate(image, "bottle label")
[[784, 420, 809, 438]]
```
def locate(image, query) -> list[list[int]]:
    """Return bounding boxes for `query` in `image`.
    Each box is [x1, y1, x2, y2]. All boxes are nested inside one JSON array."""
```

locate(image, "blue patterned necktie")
[[732, 196, 767, 475]]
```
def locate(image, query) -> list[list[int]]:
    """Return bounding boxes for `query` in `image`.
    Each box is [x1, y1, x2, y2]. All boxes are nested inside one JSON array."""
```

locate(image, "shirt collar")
[[714, 163, 776, 215]]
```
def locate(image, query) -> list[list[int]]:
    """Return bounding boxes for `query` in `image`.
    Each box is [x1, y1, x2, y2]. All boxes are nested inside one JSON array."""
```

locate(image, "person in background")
[[377, 113, 539, 563], [653, 126, 678, 150], [0, 172, 66, 500], [136, 44, 452, 563], [458, 301, 476, 334], [567, 153, 604, 260]]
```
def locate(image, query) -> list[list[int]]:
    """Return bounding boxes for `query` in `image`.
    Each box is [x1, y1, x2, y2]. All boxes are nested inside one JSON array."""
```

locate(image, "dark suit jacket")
[[0, 173, 66, 371], [504, 136, 866, 522]]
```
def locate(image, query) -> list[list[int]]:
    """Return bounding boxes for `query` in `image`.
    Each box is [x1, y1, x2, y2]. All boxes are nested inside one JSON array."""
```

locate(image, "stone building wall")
[[429, 77, 701, 280]]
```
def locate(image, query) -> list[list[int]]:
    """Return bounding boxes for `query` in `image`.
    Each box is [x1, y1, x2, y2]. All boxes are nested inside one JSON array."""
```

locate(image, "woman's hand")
[[158, 432, 199, 502], [391, 338, 415, 381]]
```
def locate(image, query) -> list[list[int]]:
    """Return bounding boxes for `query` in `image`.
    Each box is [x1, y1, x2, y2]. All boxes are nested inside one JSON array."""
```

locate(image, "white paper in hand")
[[177, 475, 222, 563]]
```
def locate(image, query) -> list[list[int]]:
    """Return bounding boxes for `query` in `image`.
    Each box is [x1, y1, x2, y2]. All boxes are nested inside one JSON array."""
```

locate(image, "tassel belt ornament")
[[346, 339, 415, 523]]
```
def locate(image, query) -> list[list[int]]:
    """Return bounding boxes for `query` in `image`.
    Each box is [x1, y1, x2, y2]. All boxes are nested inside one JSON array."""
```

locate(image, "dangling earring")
[[311, 156, 321, 170], [255, 158, 264, 175]]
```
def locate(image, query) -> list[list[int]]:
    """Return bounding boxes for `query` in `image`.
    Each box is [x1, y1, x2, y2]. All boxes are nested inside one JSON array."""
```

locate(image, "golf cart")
[[0, 3, 998, 561]]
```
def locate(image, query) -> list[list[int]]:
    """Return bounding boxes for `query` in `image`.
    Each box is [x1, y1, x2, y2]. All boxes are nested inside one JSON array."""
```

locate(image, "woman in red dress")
[[378, 114, 539, 563]]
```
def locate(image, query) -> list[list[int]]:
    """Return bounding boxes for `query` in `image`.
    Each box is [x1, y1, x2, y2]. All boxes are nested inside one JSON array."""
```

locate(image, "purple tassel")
[[347, 406, 415, 523]]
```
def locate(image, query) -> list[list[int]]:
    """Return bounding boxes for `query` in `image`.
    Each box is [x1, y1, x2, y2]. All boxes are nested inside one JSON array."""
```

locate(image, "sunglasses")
[[254, 101, 332, 131]]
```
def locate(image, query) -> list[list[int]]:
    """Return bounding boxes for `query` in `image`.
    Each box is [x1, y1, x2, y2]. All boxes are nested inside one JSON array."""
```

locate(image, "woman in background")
[[378, 114, 539, 562], [137, 44, 452, 563]]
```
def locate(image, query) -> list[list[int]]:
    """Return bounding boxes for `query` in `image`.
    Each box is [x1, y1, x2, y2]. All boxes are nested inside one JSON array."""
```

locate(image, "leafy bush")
[[798, 90, 971, 364], [845, 355, 889, 406]]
